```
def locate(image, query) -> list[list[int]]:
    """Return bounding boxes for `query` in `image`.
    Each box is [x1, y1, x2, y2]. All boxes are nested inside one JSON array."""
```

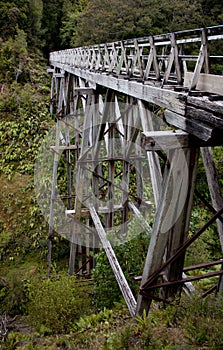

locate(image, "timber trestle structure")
[[47, 25, 223, 316]]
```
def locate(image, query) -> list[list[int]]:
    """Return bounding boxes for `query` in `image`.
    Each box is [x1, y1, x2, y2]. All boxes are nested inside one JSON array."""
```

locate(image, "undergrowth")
[[1, 293, 223, 349]]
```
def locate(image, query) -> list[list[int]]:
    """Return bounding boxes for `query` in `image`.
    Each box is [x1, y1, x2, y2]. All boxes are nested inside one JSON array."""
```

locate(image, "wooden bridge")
[[46, 25, 223, 317]]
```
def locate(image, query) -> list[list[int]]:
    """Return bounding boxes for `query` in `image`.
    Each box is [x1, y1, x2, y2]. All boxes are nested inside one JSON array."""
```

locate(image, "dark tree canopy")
[[71, 0, 223, 46], [0, 0, 222, 54]]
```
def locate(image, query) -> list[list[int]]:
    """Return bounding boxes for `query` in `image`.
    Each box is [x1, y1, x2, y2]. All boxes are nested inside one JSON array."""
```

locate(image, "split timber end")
[[141, 130, 190, 150], [165, 110, 223, 144]]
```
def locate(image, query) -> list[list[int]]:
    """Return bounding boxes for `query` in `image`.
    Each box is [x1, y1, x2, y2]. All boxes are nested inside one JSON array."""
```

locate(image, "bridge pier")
[[44, 25, 223, 317]]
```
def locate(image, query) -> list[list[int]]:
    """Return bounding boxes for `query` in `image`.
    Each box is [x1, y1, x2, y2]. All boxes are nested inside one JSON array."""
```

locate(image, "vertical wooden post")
[[86, 217, 91, 275], [138, 101, 162, 207], [47, 119, 61, 277], [163, 147, 199, 299], [107, 99, 115, 229]]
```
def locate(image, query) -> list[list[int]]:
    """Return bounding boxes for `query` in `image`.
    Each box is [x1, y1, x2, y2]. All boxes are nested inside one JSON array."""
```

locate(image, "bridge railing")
[[50, 25, 223, 90]]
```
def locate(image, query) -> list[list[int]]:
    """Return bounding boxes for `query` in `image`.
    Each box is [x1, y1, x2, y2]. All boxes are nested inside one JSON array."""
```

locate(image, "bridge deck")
[[50, 25, 223, 143]]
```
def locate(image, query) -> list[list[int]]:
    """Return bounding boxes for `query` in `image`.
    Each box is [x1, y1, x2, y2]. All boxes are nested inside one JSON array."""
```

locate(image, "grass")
[[0, 291, 223, 349]]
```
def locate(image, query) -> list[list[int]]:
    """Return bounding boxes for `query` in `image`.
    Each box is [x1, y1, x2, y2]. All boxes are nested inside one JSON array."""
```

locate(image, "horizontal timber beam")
[[141, 129, 222, 150], [49, 63, 186, 115], [73, 87, 95, 95], [53, 72, 65, 78], [141, 130, 190, 150], [165, 110, 223, 143], [50, 145, 78, 151]]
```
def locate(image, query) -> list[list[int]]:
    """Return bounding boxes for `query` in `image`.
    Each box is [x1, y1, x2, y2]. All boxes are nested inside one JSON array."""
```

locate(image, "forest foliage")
[[0, 0, 223, 55]]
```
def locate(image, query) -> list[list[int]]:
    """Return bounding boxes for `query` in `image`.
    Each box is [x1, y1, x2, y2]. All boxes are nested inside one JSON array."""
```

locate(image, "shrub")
[[0, 274, 31, 316], [163, 293, 223, 348], [28, 274, 92, 334]]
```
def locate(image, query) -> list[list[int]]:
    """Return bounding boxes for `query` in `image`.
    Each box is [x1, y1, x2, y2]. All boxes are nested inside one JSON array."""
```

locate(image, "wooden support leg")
[[68, 237, 77, 276], [163, 147, 199, 300], [47, 120, 61, 277], [136, 146, 199, 315]]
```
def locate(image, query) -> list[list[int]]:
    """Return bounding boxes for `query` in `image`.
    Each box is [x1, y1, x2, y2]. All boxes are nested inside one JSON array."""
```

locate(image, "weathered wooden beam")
[[141, 130, 190, 150], [187, 95, 223, 115], [128, 201, 152, 236], [138, 101, 162, 206], [47, 68, 55, 73], [53, 72, 65, 78], [165, 109, 216, 141], [162, 147, 199, 300], [50, 145, 78, 151], [73, 87, 95, 95], [186, 105, 223, 128], [66, 205, 123, 216], [50, 63, 186, 115], [184, 72, 223, 96]]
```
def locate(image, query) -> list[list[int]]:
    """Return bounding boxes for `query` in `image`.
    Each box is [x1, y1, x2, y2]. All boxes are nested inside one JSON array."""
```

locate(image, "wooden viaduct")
[[47, 25, 223, 317]]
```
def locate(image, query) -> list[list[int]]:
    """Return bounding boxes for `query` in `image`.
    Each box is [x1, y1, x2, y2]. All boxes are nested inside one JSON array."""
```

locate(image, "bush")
[[163, 293, 223, 348], [0, 274, 30, 316], [92, 232, 150, 309], [28, 274, 92, 334]]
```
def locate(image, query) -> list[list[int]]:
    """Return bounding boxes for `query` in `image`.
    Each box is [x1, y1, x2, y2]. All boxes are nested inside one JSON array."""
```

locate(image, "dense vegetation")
[[0, 0, 223, 349]]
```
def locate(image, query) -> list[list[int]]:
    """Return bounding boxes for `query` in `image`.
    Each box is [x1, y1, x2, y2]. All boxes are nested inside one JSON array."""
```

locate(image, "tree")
[[72, 0, 156, 46], [60, 0, 88, 49], [41, 0, 64, 55], [201, 0, 223, 26], [159, 0, 204, 32], [26, 0, 43, 49], [0, 1, 26, 40]]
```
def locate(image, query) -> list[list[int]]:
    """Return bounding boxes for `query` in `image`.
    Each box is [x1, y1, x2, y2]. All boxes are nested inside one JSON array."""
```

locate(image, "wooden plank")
[[141, 130, 190, 150], [73, 87, 95, 95], [120, 41, 129, 75], [165, 109, 215, 141], [187, 41, 205, 90], [186, 106, 223, 128], [171, 33, 182, 85], [162, 46, 174, 85], [89, 205, 136, 316], [53, 73, 65, 78], [50, 145, 78, 151], [47, 68, 55, 73], [187, 95, 223, 115], [132, 39, 143, 77], [184, 72, 223, 96], [149, 36, 160, 80]]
